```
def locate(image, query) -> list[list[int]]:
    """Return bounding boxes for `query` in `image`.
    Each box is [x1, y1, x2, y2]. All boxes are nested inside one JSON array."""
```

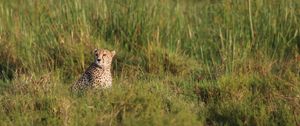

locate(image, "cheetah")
[[71, 48, 116, 91]]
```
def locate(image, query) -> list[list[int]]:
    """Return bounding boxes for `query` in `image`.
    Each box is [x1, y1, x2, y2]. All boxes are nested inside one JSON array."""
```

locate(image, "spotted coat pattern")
[[71, 49, 116, 91]]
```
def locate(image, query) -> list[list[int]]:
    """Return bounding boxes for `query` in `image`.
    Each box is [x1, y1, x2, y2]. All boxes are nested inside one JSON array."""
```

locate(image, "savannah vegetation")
[[0, 0, 299, 125]]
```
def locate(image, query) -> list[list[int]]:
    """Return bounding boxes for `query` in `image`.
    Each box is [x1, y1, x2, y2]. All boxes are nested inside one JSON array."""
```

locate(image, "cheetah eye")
[[103, 54, 107, 56], [95, 54, 99, 57]]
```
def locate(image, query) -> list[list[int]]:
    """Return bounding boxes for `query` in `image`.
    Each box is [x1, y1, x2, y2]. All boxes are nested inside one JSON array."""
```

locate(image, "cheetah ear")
[[94, 49, 98, 54], [111, 50, 116, 57], [94, 49, 98, 52]]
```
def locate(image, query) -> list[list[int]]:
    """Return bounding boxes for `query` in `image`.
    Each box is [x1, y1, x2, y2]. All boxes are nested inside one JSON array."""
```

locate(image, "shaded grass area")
[[0, 0, 299, 125]]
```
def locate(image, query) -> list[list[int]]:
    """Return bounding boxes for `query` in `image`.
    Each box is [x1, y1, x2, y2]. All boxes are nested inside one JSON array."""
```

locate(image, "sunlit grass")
[[0, 0, 299, 125]]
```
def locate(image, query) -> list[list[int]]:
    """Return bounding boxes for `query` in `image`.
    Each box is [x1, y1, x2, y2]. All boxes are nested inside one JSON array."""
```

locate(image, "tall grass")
[[0, 0, 299, 125]]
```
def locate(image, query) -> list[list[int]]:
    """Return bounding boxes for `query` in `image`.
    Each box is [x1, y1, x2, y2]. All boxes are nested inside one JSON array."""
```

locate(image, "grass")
[[0, 0, 299, 125]]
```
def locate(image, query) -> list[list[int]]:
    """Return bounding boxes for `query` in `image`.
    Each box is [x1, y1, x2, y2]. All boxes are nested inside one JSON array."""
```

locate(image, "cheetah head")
[[94, 49, 116, 68]]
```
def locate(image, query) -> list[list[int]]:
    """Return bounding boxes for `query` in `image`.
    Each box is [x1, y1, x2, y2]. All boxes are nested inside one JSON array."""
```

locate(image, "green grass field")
[[0, 0, 299, 125]]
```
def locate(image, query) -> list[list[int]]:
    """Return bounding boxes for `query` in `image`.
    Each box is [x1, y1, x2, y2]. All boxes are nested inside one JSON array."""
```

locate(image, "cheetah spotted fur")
[[71, 48, 116, 90]]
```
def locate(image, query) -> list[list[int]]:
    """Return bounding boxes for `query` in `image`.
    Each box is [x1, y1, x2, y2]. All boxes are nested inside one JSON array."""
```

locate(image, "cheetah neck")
[[103, 67, 111, 73], [92, 63, 111, 73]]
